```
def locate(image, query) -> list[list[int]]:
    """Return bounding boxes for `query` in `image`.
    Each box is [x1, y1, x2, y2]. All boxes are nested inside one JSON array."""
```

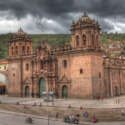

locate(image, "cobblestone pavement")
[[0, 110, 125, 125], [0, 95, 125, 108], [0, 111, 67, 125]]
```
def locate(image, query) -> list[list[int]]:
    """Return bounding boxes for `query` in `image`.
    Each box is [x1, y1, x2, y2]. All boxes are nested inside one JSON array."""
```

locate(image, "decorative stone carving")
[[24, 77, 32, 84]]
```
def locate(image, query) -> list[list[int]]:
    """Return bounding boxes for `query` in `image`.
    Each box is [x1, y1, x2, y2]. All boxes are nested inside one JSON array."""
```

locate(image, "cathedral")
[[8, 13, 125, 99]]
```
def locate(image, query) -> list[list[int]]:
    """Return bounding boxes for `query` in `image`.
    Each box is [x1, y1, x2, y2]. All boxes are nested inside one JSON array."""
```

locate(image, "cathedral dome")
[[9, 28, 32, 42], [80, 12, 96, 24], [71, 12, 100, 30]]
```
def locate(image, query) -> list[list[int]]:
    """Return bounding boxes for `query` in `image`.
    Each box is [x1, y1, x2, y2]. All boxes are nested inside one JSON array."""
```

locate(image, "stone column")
[[110, 71, 113, 97], [59, 85, 62, 98], [33, 78, 39, 98], [46, 77, 49, 92], [119, 69, 122, 95]]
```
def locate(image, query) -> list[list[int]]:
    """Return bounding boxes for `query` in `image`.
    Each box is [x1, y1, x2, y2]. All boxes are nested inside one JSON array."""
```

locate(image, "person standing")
[[56, 112, 59, 119], [92, 114, 97, 123]]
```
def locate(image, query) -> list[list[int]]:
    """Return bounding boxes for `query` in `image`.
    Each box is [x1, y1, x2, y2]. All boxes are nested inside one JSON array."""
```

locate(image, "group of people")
[[83, 111, 97, 123], [63, 114, 80, 124], [115, 98, 120, 104], [96, 95, 104, 101], [55, 110, 97, 124], [25, 116, 33, 124]]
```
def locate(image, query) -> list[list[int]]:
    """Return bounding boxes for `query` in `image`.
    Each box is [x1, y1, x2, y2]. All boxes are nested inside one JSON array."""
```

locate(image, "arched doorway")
[[39, 78, 46, 98], [76, 35, 80, 47], [62, 85, 68, 98], [0, 73, 8, 95], [0, 86, 6, 95], [25, 86, 30, 97], [114, 86, 119, 96]]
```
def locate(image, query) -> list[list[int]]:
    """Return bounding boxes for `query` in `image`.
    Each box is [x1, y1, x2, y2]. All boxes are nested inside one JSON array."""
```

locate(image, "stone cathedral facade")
[[7, 13, 125, 99]]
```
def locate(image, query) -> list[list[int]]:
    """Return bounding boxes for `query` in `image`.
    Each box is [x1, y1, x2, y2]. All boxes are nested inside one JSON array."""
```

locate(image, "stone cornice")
[[103, 57, 125, 68], [51, 47, 103, 56]]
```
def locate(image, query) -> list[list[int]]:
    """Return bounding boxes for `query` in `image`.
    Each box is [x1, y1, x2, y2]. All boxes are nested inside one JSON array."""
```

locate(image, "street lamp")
[[42, 91, 54, 125], [42, 91, 54, 102]]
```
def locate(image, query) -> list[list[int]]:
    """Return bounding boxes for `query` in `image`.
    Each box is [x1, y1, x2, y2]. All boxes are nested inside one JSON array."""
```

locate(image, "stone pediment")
[[58, 75, 71, 83], [24, 77, 32, 84]]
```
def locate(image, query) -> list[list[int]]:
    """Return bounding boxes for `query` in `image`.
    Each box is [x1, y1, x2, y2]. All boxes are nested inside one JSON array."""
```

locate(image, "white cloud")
[[104, 18, 125, 33], [0, 12, 41, 34]]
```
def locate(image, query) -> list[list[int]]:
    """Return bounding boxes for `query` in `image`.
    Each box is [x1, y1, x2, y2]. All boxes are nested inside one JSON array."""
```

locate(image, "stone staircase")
[[80, 109, 125, 122]]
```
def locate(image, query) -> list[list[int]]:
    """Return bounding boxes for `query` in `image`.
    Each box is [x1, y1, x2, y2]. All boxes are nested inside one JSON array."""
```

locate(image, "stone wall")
[[91, 53, 104, 98], [104, 58, 125, 97], [70, 53, 93, 98], [8, 60, 22, 96]]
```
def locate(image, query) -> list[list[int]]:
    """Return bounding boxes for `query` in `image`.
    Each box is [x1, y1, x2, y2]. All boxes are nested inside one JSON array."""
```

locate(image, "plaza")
[[0, 108, 124, 125], [0, 95, 125, 123], [0, 95, 125, 109]]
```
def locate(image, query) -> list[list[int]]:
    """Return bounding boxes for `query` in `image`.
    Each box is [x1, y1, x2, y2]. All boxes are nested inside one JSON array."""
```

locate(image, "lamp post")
[[47, 92, 49, 125], [48, 107, 49, 125], [42, 91, 54, 125]]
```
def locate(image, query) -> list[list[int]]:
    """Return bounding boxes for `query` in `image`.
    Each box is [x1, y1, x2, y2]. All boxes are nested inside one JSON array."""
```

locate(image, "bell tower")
[[9, 28, 32, 58], [69, 13, 105, 98], [8, 28, 33, 97], [71, 12, 101, 49]]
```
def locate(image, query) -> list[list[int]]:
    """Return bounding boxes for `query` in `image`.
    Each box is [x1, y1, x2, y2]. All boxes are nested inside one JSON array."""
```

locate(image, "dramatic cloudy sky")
[[0, 0, 125, 34]]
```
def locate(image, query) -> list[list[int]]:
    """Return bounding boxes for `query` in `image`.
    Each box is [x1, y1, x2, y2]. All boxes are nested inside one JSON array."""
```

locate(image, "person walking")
[[56, 112, 59, 119], [118, 98, 120, 104], [92, 114, 97, 123]]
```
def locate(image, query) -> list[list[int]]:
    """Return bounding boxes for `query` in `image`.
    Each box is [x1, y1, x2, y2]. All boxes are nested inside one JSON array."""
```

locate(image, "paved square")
[[0, 95, 125, 108]]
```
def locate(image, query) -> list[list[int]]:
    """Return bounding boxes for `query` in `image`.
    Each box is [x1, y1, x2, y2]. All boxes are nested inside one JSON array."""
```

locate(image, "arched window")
[[99, 72, 101, 78], [80, 68, 83, 74], [82, 35, 86, 46], [26, 63, 29, 71], [40, 60, 43, 69], [76, 35, 80, 47], [11, 47, 14, 56], [22, 46, 25, 55], [27, 46, 30, 54], [92, 34, 94, 46], [32, 61, 34, 71], [15, 46, 18, 55], [63, 60, 67, 68], [96, 35, 99, 46]]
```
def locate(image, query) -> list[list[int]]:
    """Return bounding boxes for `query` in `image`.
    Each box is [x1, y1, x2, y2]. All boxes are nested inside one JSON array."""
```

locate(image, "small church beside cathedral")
[[7, 13, 125, 99]]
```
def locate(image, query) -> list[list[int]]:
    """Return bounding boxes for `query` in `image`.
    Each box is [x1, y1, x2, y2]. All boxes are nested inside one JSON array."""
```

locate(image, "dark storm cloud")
[[0, 0, 76, 18], [86, 0, 125, 18], [0, 0, 125, 33]]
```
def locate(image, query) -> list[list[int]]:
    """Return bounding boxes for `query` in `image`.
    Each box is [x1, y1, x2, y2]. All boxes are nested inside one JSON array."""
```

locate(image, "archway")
[[25, 86, 30, 97], [62, 85, 68, 98], [39, 78, 46, 98], [82, 34, 86, 46], [0, 73, 8, 95], [0, 85, 6, 95], [114, 86, 119, 96], [76, 35, 80, 47]]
